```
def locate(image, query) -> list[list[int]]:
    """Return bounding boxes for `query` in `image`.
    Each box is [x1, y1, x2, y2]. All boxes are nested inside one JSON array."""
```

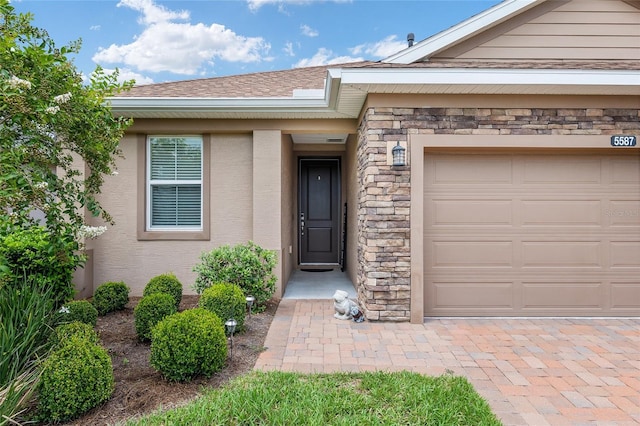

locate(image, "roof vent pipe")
[[407, 33, 414, 47]]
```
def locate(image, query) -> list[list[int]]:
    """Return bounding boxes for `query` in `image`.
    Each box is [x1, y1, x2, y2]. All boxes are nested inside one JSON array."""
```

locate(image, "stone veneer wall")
[[356, 106, 640, 321]]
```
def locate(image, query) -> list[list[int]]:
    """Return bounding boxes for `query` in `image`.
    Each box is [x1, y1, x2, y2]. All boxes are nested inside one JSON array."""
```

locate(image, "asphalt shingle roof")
[[119, 60, 640, 99]]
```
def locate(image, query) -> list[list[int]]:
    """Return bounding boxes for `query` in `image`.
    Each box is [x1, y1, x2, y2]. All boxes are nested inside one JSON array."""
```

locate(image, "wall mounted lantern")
[[392, 141, 406, 167]]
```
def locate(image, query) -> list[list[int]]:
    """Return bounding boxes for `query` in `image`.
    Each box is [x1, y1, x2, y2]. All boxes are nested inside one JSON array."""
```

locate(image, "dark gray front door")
[[299, 158, 340, 264]]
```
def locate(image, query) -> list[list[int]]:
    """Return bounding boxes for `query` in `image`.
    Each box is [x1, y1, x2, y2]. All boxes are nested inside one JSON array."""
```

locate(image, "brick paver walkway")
[[254, 300, 640, 426]]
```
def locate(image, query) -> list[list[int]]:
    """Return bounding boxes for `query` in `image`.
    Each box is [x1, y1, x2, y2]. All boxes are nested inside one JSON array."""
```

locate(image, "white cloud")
[[117, 0, 189, 25], [350, 35, 408, 59], [92, 0, 271, 75], [112, 68, 155, 86], [247, 0, 312, 12], [283, 42, 295, 57], [294, 47, 362, 68], [247, 0, 351, 12], [90, 25, 101, 31], [300, 24, 318, 37]]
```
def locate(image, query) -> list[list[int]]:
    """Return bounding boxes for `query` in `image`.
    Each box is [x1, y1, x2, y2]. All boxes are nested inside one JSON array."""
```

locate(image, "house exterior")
[[83, 0, 640, 322]]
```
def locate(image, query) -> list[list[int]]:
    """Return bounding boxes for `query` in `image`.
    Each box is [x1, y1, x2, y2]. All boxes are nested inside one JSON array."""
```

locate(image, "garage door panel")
[[609, 242, 640, 268], [611, 158, 640, 183], [521, 241, 602, 268], [521, 282, 603, 309], [608, 200, 640, 226], [424, 152, 640, 316], [610, 283, 640, 309], [522, 157, 602, 184], [521, 200, 601, 226], [432, 282, 514, 309], [432, 199, 513, 225], [432, 241, 513, 268], [432, 156, 513, 184]]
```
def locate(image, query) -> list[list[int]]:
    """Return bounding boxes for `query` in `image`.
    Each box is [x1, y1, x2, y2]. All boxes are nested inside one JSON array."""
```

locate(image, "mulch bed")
[[62, 295, 278, 426]]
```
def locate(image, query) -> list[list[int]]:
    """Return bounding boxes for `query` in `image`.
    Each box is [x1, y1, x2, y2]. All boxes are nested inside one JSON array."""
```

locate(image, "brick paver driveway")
[[255, 300, 640, 426]]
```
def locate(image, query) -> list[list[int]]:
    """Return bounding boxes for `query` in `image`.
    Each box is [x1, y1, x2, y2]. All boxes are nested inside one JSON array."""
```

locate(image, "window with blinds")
[[147, 136, 203, 230]]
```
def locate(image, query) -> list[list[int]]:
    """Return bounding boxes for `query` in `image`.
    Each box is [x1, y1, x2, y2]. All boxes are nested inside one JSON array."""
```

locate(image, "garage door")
[[423, 152, 640, 316]]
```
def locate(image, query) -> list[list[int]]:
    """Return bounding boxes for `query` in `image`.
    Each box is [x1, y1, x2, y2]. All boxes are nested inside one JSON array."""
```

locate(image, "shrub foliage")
[[49, 321, 99, 348], [143, 273, 183, 310], [0, 226, 79, 306], [193, 241, 276, 312], [53, 300, 99, 327], [93, 281, 129, 315], [134, 293, 177, 342], [150, 308, 227, 382], [37, 337, 114, 422], [199, 283, 246, 334]]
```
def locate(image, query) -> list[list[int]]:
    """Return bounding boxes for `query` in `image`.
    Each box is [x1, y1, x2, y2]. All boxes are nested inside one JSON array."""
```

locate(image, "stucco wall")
[[89, 133, 254, 295], [280, 135, 294, 294]]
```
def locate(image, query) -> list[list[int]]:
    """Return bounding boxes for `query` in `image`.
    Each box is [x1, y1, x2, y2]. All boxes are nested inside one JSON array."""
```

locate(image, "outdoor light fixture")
[[225, 318, 237, 359], [392, 141, 406, 167], [246, 295, 255, 316]]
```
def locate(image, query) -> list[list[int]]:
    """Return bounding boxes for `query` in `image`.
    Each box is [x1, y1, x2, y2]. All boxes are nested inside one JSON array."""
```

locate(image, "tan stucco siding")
[[436, 0, 640, 61], [345, 135, 359, 286], [89, 133, 254, 296], [280, 135, 294, 294]]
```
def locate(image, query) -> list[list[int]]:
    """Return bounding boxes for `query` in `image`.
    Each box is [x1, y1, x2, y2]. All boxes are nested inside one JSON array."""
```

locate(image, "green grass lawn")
[[125, 370, 502, 425]]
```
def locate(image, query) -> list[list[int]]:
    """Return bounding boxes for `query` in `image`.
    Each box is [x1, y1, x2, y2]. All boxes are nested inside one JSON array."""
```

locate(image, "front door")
[[299, 158, 340, 264]]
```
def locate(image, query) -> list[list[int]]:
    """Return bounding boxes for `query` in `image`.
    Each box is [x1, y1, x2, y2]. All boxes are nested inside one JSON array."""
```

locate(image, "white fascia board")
[[108, 96, 332, 114], [383, 0, 545, 64], [338, 68, 640, 88]]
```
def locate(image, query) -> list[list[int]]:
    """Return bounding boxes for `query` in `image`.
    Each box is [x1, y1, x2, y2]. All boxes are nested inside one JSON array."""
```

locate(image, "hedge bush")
[[37, 336, 114, 422], [134, 293, 177, 342], [49, 321, 99, 348], [150, 308, 227, 382], [53, 300, 99, 327], [0, 225, 80, 306], [143, 273, 183, 310], [92, 281, 129, 315], [193, 241, 276, 312], [199, 283, 246, 334]]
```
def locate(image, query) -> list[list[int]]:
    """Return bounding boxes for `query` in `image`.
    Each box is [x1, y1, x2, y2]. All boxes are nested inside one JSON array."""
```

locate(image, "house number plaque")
[[610, 135, 637, 147]]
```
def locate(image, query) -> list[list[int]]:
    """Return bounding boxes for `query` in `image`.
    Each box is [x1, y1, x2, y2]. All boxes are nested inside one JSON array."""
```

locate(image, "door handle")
[[300, 212, 305, 236]]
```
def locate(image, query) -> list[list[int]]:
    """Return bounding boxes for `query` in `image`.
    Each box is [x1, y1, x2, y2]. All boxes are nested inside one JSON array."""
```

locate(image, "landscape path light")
[[246, 295, 256, 316], [224, 318, 237, 359]]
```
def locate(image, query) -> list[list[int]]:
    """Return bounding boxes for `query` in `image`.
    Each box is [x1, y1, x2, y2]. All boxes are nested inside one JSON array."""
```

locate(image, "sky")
[[12, 0, 502, 85]]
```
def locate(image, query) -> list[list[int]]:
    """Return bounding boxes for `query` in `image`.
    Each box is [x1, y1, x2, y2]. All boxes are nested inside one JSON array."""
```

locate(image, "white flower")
[[78, 225, 107, 239], [58, 306, 70, 314], [45, 105, 60, 115], [8, 75, 32, 90], [34, 181, 49, 190], [53, 92, 72, 104]]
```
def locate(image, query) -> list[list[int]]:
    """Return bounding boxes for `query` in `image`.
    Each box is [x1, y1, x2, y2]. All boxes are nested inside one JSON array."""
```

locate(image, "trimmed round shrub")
[[150, 308, 227, 382], [199, 283, 246, 334], [93, 281, 130, 315], [37, 337, 114, 422], [193, 241, 276, 312], [53, 300, 99, 327], [49, 321, 99, 348], [143, 273, 183, 310], [134, 293, 177, 341]]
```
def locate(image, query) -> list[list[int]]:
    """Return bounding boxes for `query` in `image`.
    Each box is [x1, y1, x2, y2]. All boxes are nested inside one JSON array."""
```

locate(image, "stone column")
[[356, 108, 411, 321]]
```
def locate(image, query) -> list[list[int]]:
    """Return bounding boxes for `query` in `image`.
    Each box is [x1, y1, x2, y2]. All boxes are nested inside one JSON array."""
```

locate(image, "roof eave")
[[109, 68, 640, 119]]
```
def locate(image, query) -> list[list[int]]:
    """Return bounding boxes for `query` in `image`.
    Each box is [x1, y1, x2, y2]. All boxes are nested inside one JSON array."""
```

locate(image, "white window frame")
[[146, 135, 203, 231]]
